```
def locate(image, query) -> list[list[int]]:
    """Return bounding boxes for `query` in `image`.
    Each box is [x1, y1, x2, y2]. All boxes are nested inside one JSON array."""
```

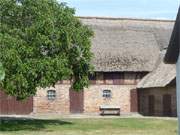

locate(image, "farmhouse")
[[0, 17, 177, 116]]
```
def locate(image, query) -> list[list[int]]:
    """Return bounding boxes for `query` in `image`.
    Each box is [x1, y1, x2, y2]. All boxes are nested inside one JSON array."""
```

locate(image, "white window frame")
[[47, 90, 56, 100], [103, 90, 112, 98]]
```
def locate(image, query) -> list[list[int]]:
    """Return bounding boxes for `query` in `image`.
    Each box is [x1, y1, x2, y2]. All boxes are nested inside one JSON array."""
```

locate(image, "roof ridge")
[[78, 16, 175, 22]]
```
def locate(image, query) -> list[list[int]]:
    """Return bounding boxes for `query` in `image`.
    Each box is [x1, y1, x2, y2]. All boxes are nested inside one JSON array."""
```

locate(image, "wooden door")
[[69, 90, 84, 113], [130, 89, 138, 112], [0, 91, 8, 114], [0, 90, 33, 115], [148, 95, 155, 116], [163, 94, 172, 116]]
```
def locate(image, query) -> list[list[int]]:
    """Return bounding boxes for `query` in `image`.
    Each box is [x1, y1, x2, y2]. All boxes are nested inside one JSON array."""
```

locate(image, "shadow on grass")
[[0, 117, 72, 132]]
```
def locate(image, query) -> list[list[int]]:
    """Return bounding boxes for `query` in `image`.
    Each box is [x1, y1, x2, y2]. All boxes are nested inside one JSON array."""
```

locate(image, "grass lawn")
[[0, 117, 177, 135]]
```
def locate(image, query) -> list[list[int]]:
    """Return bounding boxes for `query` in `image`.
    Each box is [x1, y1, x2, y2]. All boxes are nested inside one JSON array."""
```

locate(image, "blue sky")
[[59, 0, 179, 20]]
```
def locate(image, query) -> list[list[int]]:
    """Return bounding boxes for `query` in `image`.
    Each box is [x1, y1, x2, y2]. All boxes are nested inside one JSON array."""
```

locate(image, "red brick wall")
[[33, 85, 70, 114], [33, 72, 145, 114], [34, 85, 138, 115], [83, 85, 137, 114]]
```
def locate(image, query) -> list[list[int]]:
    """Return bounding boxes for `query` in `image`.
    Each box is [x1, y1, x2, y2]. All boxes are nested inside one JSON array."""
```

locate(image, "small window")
[[103, 90, 112, 98], [47, 90, 56, 100]]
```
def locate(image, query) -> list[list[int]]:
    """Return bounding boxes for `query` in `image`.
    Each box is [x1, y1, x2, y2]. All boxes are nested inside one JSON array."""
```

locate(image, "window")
[[47, 90, 56, 100], [103, 90, 112, 98]]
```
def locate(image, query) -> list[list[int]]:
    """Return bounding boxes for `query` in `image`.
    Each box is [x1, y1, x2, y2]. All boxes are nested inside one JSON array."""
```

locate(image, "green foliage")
[[0, 63, 5, 80], [0, 0, 93, 99]]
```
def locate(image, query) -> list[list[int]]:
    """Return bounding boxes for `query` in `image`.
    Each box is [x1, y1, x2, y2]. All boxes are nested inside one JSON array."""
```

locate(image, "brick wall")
[[33, 85, 70, 114], [33, 72, 145, 114], [138, 87, 177, 117], [34, 84, 137, 114], [84, 85, 137, 114]]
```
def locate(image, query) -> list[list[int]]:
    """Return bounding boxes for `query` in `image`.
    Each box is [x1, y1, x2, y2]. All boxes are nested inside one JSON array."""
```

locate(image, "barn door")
[[148, 95, 155, 116], [163, 94, 172, 116], [69, 90, 84, 113]]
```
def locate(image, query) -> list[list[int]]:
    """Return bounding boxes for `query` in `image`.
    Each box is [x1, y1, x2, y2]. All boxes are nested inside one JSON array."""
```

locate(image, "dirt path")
[[0, 113, 177, 121]]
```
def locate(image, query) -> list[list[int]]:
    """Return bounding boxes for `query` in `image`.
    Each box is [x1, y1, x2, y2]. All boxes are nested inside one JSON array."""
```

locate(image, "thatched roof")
[[137, 51, 176, 88], [137, 62, 176, 88], [164, 8, 180, 64], [80, 17, 174, 72]]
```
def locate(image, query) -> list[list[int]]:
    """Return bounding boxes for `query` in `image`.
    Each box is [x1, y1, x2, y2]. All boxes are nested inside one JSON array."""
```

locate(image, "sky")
[[59, 0, 180, 20]]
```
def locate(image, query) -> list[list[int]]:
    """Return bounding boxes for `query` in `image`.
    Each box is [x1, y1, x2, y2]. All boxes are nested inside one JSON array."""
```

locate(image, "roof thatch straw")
[[137, 51, 176, 88], [80, 17, 174, 72]]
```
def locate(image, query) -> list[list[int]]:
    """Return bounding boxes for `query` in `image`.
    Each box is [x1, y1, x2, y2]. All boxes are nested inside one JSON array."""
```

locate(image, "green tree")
[[0, 63, 5, 81], [0, 0, 93, 99]]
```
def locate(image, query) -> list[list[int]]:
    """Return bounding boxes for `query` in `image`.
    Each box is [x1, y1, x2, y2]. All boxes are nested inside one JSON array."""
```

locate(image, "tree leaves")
[[0, 63, 5, 81], [0, 0, 93, 99]]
